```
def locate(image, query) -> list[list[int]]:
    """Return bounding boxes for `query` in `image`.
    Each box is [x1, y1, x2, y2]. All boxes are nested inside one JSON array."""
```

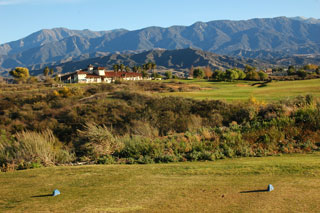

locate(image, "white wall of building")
[[77, 74, 87, 83], [94, 69, 106, 76]]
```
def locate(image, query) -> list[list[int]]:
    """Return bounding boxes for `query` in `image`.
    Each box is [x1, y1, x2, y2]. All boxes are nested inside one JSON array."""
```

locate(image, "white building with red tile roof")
[[60, 65, 143, 83]]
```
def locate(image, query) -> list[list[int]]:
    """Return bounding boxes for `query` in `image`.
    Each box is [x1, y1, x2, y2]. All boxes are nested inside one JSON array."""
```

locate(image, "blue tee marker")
[[52, 189, 61, 196], [268, 184, 274, 192]]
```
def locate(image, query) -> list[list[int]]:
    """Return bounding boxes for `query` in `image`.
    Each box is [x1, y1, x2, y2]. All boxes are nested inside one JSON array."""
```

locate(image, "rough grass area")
[[1, 153, 320, 212], [162, 79, 320, 101]]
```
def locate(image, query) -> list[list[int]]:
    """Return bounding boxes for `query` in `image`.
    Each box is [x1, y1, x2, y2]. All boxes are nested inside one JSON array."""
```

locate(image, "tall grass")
[[0, 129, 73, 171], [77, 122, 123, 160]]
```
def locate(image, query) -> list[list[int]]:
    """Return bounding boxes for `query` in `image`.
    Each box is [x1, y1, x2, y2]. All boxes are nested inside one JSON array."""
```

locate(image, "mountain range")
[[1, 16, 320, 76]]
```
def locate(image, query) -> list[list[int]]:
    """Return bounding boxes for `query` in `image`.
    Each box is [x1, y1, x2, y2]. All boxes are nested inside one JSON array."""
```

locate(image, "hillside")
[[1, 17, 320, 73], [29, 48, 268, 76]]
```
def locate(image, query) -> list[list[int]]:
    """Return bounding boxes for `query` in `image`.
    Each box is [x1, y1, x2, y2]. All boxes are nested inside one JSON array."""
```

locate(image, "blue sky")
[[0, 0, 320, 44]]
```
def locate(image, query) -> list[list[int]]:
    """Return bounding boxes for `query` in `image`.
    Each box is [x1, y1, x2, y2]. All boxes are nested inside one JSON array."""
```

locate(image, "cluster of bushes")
[[70, 116, 319, 165], [191, 64, 320, 82], [265, 64, 320, 81], [211, 68, 268, 81], [1, 82, 320, 171], [191, 66, 269, 82]]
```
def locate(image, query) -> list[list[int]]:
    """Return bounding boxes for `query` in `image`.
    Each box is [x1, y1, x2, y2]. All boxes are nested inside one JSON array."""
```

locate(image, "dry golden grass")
[[0, 153, 320, 212]]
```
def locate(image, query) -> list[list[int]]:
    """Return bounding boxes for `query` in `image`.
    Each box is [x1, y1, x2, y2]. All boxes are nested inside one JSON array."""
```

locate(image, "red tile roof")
[[104, 72, 142, 78], [86, 74, 101, 78], [77, 71, 88, 74]]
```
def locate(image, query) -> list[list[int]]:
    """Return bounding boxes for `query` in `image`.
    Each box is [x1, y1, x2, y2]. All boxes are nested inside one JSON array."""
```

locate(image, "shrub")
[[137, 155, 154, 164], [154, 154, 177, 163], [118, 136, 156, 159], [294, 107, 320, 131], [97, 155, 116, 164], [130, 120, 159, 138], [77, 122, 123, 160]]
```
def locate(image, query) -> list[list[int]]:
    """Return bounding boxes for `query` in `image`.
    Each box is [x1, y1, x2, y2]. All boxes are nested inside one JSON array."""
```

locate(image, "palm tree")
[[50, 68, 54, 75], [120, 64, 125, 72], [125, 66, 131, 72], [151, 62, 156, 71], [113, 64, 119, 72], [132, 66, 138, 73], [137, 66, 142, 73], [147, 62, 153, 71], [142, 63, 148, 72]]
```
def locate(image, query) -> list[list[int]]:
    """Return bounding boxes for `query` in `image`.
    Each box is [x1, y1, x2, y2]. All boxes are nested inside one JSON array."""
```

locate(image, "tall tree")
[[244, 65, 256, 73], [147, 62, 153, 71], [137, 66, 142, 73], [142, 64, 148, 72], [113, 64, 119, 72], [212, 70, 223, 80], [141, 70, 149, 78], [43, 66, 49, 77], [132, 66, 138, 73], [151, 72, 161, 79], [204, 66, 213, 80], [125, 66, 131, 72], [258, 71, 268, 81], [189, 65, 194, 78], [193, 68, 205, 79], [165, 71, 173, 79], [225, 69, 239, 81], [245, 71, 259, 80], [297, 70, 307, 79], [120, 64, 125, 72], [235, 69, 246, 80], [287, 65, 296, 76], [50, 68, 54, 75], [151, 62, 156, 71]]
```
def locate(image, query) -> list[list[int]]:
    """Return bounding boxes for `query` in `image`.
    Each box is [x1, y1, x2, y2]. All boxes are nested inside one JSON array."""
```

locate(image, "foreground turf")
[[1, 153, 320, 212], [162, 79, 320, 102]]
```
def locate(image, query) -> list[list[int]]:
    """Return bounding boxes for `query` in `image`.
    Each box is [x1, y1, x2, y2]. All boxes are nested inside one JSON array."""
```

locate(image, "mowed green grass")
[[1, 154, 320, 212], [162, 79, 320, 102]]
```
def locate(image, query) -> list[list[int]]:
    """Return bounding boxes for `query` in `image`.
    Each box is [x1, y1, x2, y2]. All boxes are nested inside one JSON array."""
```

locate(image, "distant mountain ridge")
[[0, 28, 127, 56], [1, 16, 320, 75], [290, 16, 320, 24]]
